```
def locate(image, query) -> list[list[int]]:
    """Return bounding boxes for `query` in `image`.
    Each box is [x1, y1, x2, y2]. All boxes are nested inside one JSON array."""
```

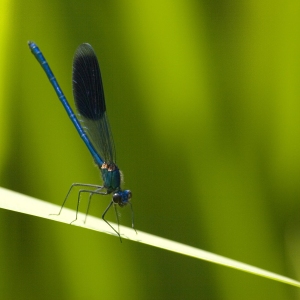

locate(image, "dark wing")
[[72, 43, 116, 164]]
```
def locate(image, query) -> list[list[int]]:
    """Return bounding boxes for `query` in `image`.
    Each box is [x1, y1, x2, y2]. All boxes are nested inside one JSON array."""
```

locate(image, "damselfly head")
[[113, 190, 132, 207]]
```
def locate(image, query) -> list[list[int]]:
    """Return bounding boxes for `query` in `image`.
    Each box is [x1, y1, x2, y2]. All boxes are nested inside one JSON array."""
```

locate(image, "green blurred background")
[[0, 0, 300, 299]]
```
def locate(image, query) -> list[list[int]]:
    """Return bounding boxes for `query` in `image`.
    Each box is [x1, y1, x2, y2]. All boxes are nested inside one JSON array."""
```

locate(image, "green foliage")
[[0, 0, 299, 299]]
